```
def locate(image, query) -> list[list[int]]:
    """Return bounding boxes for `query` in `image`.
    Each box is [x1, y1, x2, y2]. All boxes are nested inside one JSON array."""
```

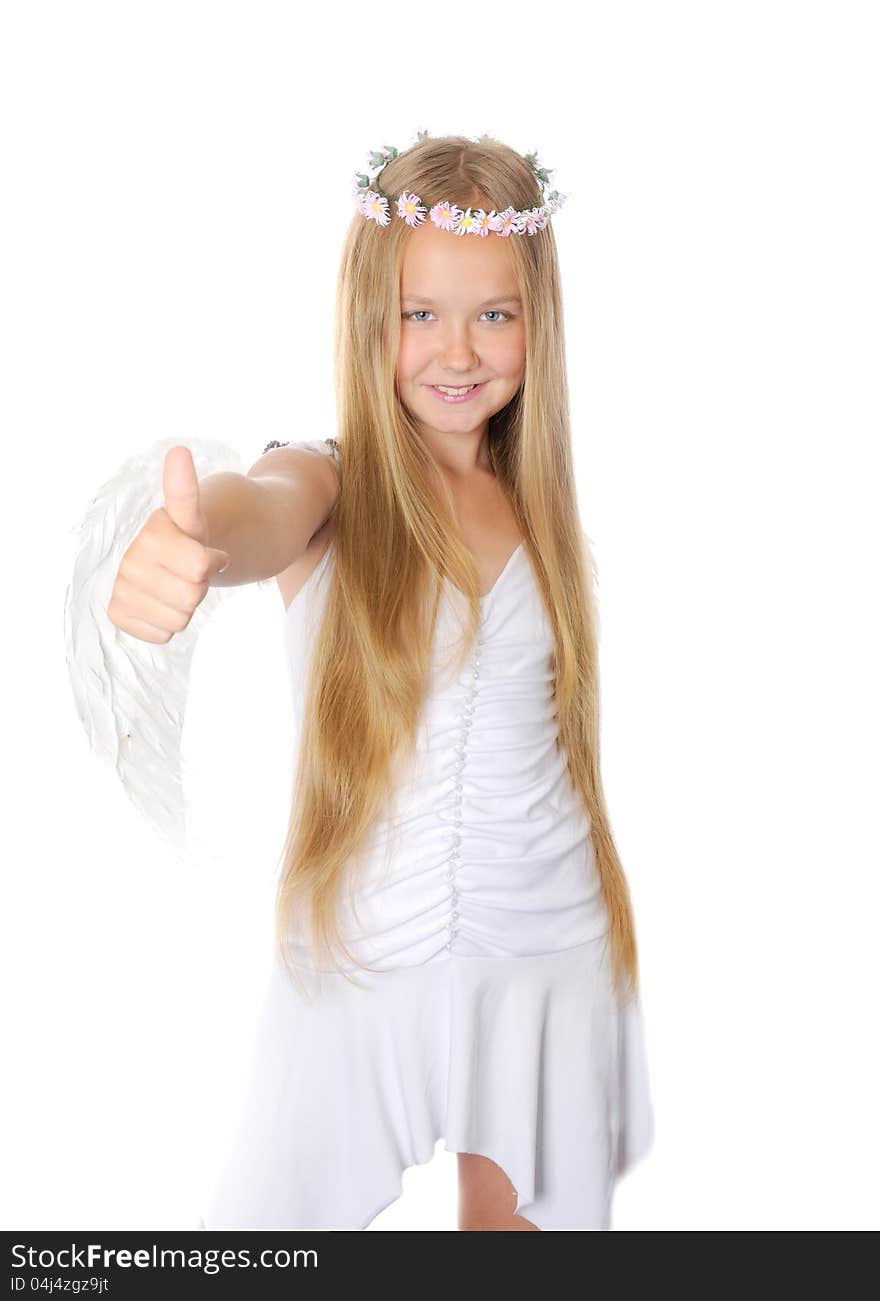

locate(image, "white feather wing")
[[63, 436, 246, 860]]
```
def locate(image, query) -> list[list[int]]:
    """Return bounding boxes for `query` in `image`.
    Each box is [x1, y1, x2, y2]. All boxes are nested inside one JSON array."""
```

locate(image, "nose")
[[438, 327, 480, 372]]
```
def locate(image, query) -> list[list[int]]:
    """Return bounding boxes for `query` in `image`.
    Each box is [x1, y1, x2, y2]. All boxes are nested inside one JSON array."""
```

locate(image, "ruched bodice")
[[282, 535, 609, 971]]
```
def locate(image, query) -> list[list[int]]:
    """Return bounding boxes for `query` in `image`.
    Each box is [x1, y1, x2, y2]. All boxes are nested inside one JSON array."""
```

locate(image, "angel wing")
[[63, 436, 247, 861]]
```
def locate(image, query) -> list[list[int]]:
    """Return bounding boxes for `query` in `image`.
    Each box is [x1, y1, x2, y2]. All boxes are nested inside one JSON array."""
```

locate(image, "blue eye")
[[401, 309, 512, 323]]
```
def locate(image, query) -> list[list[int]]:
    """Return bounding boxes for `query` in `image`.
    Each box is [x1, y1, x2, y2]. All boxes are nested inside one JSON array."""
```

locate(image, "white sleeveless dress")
[[200, 439, 655, 1231]]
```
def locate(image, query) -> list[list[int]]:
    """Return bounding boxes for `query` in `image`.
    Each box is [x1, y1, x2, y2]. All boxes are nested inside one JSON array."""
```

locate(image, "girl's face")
[[395, 219, 526, 458]]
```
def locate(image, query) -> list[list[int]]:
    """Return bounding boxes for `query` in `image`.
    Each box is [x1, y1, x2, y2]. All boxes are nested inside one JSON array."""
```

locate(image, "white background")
[[2, 0, 878, 1231]]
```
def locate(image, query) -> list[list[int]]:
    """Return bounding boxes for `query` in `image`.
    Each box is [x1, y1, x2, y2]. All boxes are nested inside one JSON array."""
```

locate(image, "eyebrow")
[[401, 294, 522, 307]]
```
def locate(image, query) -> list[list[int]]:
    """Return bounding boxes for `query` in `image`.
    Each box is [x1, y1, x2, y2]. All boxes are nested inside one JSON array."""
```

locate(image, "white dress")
[[200, 439, 655, 1231]]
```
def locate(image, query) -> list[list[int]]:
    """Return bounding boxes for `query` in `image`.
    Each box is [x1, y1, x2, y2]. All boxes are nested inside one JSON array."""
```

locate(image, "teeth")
[[435, 384, 477, 395]]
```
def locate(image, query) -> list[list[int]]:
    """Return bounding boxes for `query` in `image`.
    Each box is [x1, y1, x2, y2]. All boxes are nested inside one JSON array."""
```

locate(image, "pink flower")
[[430, 201, 463, 232], [397, 191, 427, 227], [521, 208, 542, 235], [489, 206, 521, 237], [469, 209, 494, 237], [361, 191, 391, 227]]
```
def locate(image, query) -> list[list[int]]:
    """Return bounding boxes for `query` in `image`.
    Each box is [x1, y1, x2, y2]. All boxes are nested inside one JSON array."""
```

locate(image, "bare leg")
[[457, 1153, 540, 1231]]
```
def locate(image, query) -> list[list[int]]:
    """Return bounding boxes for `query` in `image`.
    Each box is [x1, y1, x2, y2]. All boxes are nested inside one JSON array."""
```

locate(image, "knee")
[[459, 1214, 540, 1232]]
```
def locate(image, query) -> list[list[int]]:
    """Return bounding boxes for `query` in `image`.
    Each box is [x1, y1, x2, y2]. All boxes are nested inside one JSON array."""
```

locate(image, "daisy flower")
[[397, 191, 427, 227], [521, 208, 544, 235], [469, 209, 495, 237], [489, 206, 521, 237], [430, 201, 463, 232], [455, 208, 482, 236], [361, 190, 391, 227]]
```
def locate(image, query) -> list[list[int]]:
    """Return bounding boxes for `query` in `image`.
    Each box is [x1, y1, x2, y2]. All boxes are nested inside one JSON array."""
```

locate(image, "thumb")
[[162, 445, 208, 544]]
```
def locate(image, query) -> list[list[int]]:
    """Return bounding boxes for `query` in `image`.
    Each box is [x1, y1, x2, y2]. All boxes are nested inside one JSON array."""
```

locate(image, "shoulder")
[[252, 437, 341, 494], [261, 437, 340, 464]]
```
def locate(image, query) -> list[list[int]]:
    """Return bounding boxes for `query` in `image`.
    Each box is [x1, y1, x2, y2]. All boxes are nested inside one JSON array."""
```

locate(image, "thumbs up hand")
[[107, 446, 232, 644]]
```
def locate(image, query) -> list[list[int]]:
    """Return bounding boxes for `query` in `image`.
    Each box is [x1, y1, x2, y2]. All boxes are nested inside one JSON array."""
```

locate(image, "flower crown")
[[351, 128, 569, 237]]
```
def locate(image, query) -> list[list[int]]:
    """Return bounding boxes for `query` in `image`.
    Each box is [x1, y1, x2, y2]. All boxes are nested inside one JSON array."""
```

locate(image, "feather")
[[63, 436, 245, 860]]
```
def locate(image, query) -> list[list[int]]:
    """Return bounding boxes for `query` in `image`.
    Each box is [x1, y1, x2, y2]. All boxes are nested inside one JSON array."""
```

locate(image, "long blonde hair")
[[275, 133, 642, 1003]]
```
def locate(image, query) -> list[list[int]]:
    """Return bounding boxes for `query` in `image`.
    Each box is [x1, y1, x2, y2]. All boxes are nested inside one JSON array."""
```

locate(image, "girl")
[[97, 131, 654, 1231]]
